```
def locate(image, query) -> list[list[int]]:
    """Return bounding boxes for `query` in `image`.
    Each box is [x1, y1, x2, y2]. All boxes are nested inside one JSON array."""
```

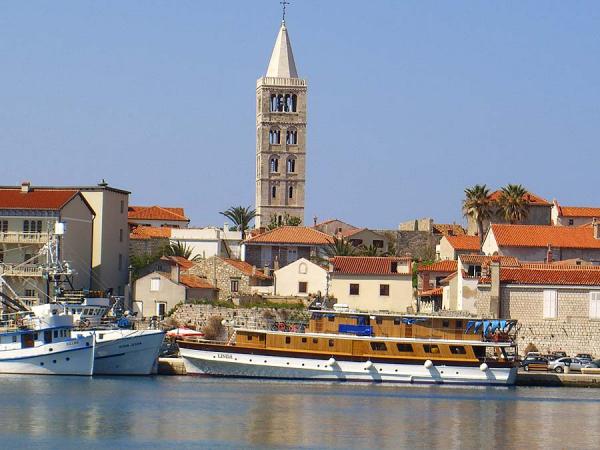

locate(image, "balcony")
[[0, 264, 44, 277], [0, 232, 50, 244]]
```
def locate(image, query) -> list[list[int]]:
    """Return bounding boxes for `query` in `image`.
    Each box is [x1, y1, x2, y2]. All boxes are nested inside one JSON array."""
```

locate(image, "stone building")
[[339, 228, 390, 254], [255, 19, 307, 228], [466, 190, 552, 236], [313, 219, 356, 235], [188, 256, 271, 301], [129, 226, 170, 259], [437, 235, 480, 260], [476, 262, 600, 356], [417, 260, 458, 292]]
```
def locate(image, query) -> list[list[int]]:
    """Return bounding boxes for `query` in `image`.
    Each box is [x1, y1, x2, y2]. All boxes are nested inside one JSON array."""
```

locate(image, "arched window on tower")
[[287, 158, 296, 173], [286, 130, 297, 145], [292, 94, 297, 112], [277, 94, 285, 112], [269, 129, 281, 145], [270, 94, 278, 112], [272, 186, 277, 199], [288, 186, 294, 199], [284, 94, 292, 112], [270, 157, 279, 173]]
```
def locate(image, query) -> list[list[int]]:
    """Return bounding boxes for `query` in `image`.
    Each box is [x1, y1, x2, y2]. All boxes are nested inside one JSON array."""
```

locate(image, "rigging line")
[[60, 240, 111, 290]]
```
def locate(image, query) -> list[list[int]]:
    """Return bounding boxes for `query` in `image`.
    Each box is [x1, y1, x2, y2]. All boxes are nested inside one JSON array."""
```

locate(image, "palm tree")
[[325, 236, 357, 257], [463, 184, 493, 245], [164, 241, 200, 261], [359, 244, 381, 257], [497, 184, 529, 224], [220, 206, 256, 234]]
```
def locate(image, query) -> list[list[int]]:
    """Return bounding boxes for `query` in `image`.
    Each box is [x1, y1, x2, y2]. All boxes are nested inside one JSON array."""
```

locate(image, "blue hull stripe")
[[95, 352, 126, 360]]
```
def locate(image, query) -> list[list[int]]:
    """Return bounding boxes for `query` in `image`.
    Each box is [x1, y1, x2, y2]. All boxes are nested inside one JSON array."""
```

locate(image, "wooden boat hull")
[[179, 344, 517, 386]]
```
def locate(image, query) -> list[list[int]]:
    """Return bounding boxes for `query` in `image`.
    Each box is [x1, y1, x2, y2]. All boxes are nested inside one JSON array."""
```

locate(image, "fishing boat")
[[179, 311, 518, 385], [0, 303, 95, 375]]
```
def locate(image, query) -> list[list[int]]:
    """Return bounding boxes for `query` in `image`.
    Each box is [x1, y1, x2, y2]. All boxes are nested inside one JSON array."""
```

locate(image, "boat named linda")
[[179, 311, 518, 385]]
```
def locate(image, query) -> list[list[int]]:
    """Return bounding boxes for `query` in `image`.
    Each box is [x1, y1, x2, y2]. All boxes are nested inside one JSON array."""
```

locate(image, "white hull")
[[82, 329, 165, 375], [180, 347, 517, 386], [0, 335, 95, 376]]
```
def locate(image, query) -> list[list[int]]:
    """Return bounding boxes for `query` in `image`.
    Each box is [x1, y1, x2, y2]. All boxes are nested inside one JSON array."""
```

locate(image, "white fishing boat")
[[0, 303, 95, 376]]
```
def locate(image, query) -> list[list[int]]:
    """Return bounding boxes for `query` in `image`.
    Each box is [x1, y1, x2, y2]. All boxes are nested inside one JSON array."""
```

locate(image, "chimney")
[[489, 259, 501, 318], [170, 262, 180, 283], [546, 244, 553, 263], [313, 216, 318, 227], [273, 256, 280, 271], [594, 218, 600, 240], [252, 265, 256, 276], [21, 181, 31, 193]]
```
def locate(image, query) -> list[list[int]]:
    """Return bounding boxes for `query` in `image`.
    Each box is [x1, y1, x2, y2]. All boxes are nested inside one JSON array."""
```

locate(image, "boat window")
[[21, 333, 35, 348], [34, 333, 38, 340], [394, 317, 401, 325], [370, 342, 387, 351], [456, 320, 463, 328], [450, 346, 467, 355], [423, 344, 440, 354], [442, 320, 450, 328], [375, 317, 383, 325], [259, 335, 265, 341], [312, 338, 318, 344], [397, 343, 413, 352], [328, 339, 334, 347], [53, 330, 58, 338], [247, 335, 253, 341], [12, 335, 17, 343], [83, 309, 90, 315], [285, 337, 291, 344], [328, 316, 335, 322], [301, 337, 307, 343]]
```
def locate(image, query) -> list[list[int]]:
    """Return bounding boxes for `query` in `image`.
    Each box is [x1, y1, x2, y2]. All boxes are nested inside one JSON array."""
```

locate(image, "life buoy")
[[277, 322, 286, 332]]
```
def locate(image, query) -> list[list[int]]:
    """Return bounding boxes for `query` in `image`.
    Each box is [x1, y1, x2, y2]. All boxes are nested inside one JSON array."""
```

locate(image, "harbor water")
[[2, 375, 600, 449]]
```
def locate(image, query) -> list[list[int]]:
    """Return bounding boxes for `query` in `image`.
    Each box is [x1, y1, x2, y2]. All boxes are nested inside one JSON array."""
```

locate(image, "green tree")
[[497, 184, 530, 224], [359, 244, 381, 257], [164, 241, 201, 261], [325, 236, 357, 257], [463, 184, 493, 245], [266, 213, 302, 230], [220, 206, 256, 234]]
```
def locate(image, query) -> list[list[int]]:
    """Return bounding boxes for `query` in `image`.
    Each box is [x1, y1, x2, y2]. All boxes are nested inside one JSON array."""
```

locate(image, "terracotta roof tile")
[[490, 224, 600, 249], [480, 266, 600, 286], [179, 275, 216, 289], [488, 190, 550, 205], [128, 205, 189, 222], [419, 287, 444, 297], [418, 260, 458, 273], [330, 256, 412, 275], [0, 188, 79, 210], [130, 226, 172, 239], [222, 258, 270, 280], [339, 227, 367, 238], [162, 256, 194, 270], [445, 235, 480, 251], [245, 226, 334, 245], [559, 206, 600, 218]]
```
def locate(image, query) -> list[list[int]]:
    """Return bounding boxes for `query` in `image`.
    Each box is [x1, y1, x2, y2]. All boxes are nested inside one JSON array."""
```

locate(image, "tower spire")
[[280, 1, 289, 23], [266, 16, 298, 78]]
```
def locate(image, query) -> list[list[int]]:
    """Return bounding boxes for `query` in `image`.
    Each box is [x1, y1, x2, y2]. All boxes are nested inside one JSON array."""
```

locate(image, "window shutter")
[[543, 290, 557, 318], [590, 292, 600, 319]]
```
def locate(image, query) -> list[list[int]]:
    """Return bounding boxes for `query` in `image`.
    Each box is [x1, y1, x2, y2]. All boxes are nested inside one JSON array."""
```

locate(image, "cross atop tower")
[[280, 1, 290, 23]]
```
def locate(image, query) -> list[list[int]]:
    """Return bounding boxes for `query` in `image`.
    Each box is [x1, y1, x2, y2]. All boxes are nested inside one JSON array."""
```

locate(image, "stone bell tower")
[[255, 19, 307, 228]]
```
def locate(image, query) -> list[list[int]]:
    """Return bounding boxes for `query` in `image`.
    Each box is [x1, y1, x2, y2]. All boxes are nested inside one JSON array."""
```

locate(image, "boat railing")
[[222, 318, 309, 333], [0, 311, 35, 331]]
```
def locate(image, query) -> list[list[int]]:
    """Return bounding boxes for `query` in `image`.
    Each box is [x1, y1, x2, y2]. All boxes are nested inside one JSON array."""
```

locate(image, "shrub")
[[202, 316, 225, 341]]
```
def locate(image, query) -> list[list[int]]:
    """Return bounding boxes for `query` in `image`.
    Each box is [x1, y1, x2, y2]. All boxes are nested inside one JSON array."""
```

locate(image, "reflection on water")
[[1, 375, 600, 449]]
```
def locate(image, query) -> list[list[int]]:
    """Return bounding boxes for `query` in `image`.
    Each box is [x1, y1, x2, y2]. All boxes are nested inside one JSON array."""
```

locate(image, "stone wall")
[[130, 237, 169, 259], [396, 231, 439, 258], [477, 286, 600, 356], [188, 257, 252, 301], [170, 303, 309, 331]]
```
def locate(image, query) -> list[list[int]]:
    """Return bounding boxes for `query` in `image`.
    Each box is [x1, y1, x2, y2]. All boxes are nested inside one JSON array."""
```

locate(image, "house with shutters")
[[482, 222, 600, 263], [339, 228, 389, 254], [476, 261, 600, 356], [313, 218, 357, 236], [242, 226, 333, 270], [328, 256, 414, 313]]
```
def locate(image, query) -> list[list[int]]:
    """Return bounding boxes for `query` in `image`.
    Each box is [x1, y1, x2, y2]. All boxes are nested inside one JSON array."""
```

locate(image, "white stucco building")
[[273, 258, 327, 297]]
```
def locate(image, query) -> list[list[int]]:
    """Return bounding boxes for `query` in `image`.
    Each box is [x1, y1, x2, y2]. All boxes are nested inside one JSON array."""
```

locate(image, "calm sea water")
[[1, 375, 599, 449]]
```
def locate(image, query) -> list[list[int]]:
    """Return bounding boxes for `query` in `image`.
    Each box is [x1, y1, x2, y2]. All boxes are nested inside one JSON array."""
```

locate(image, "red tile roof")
[[179, 275, 216, 289], [330, 257, 412, 275], [339, 227, 367, 238], [559, 206, 600, 218], [128, 205, 189, 222], [245, 226, 334, 245], [418, 260, 458, 273], [445, 235, 480, 251], [488, 190, 550, 205], [314, 218, 356, 228], [0, 188, 79, 210], [222, 258, 270, 280], [459, 254, 520, 267], [419, 287, 444, 297], [490, 224, 600, 249], [432, 224, 466, 236], [162, 256, 194, 270], [480, 266, 600, 286], [130, 226, 172, 240]]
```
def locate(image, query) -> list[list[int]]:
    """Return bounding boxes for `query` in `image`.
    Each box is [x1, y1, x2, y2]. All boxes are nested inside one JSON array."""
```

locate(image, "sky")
[[1, 1, 599, 229]]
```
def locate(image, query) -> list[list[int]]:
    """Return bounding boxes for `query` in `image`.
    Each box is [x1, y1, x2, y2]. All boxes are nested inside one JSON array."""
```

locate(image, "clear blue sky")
[[1, 1, 599, 228]]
